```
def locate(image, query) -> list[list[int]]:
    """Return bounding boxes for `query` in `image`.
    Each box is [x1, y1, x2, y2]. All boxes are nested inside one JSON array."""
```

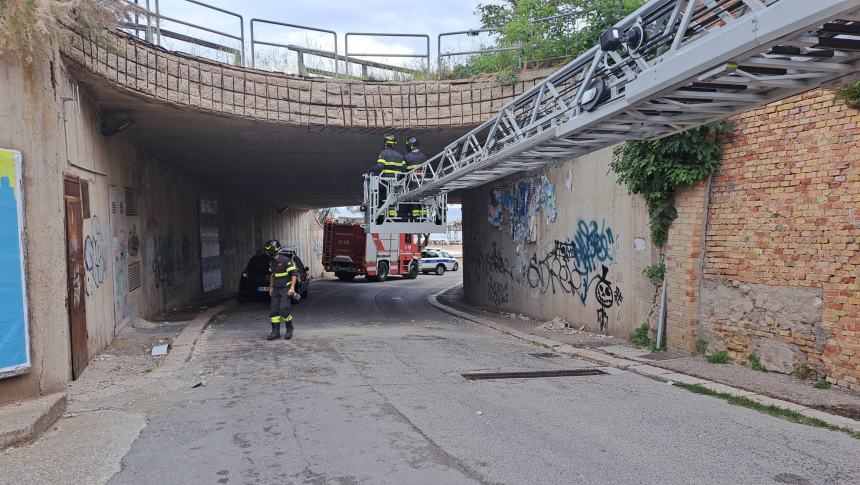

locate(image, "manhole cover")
[[529, 352, 561, 359], [462, 368, 607, 380]]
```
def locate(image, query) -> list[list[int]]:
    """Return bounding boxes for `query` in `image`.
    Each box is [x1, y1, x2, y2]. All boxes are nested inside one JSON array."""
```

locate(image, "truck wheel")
[[403, 261, 419, 279], [435, 264, 446, 276], [336, 272, 356, 282], [377, 261, 389, 282]]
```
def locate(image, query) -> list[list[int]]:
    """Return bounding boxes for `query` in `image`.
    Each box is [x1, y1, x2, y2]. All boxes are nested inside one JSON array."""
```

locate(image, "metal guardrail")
[[120, 2, 590, 80], [249, 19, 338, 76], [345, 33, 431, 79], [437, 27, 522, 75], [122, 0, 245, 65]]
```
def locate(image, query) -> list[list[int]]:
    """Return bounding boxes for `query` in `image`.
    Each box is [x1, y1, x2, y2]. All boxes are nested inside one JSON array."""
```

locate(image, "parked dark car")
[[238, 250, 310, 302]]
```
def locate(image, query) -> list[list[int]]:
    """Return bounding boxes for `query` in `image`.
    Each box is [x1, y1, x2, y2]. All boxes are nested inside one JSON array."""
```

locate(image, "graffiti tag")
[[84, 215, 107, 292]]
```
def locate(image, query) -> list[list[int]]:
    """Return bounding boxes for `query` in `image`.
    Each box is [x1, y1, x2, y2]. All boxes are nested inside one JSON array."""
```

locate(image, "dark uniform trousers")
[[269, 254, 296, 327], [270, 286, 293, 327]]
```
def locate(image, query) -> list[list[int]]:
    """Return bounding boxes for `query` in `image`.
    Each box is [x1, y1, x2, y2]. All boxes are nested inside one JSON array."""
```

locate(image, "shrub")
[[643, 263, 665, 284], [611, 122, 733, 246], [630, 322, 650, 348], [707, 351, 730, 364], [0, 0, 128, 62], [747, 354, 767, 372], [835, 81, 860, 109]]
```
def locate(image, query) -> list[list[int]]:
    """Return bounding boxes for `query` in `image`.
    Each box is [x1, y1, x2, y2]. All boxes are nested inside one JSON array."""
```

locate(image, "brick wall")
[[699, 89, 860, 390], [665, 181, 709, 352]]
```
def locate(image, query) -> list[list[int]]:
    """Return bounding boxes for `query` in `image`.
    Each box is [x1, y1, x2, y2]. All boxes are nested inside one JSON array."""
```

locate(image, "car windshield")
[[422, 252, 437, 258], [441, 252, 452, 258]]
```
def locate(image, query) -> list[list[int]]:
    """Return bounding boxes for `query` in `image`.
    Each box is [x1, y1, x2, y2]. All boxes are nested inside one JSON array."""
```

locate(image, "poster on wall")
[[199, 198, 221, 292], [0, 148, 30, 378]]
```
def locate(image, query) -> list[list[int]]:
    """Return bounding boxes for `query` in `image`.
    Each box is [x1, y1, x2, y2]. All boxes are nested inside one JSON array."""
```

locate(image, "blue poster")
[[0, 148, 29, 377]]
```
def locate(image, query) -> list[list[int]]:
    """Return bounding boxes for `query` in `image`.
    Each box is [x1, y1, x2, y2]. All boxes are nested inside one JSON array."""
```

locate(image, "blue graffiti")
[[526, 219, 617, 304], [487, 176, 557, 243]]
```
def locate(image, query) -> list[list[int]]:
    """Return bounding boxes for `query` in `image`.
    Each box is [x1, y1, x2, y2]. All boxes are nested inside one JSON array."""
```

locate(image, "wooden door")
[[64, 178, 88, 379]]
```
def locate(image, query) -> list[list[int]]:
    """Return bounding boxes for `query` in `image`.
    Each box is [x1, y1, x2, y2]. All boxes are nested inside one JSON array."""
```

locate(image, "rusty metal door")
[[64, 177, 88, 380]]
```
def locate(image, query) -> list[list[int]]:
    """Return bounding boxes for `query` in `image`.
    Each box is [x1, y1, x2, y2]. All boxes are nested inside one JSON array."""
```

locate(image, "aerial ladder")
[[366, 0, 860, 210]]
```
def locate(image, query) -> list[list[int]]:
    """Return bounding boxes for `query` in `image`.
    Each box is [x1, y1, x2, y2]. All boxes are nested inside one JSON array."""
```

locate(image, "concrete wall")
[[462, 148, 659, 337], [0, 50, 322, 404]]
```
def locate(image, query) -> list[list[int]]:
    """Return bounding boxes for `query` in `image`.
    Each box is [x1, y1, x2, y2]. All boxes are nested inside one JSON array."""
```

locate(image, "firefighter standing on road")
[[367, 133, 405, 224], [404, 136, 428, 220], [264, 240, 298, 340]]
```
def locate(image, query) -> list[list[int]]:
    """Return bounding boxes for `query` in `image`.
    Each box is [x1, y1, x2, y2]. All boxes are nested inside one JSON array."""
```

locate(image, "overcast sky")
[[154, 0, 494, 62]]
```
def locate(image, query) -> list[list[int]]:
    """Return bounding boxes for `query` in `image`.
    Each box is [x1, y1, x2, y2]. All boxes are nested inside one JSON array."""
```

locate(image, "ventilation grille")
[[128, 261, 142, 292], [125, 189, 139, 216]]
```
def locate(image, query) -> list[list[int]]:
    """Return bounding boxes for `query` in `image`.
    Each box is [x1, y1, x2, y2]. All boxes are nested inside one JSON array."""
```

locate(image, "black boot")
[[266, 323, 280, 340], [284, 324, 294, 340]]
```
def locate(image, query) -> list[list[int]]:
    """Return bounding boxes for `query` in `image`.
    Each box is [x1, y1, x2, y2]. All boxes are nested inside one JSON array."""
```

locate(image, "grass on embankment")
[[674, 383, 860, 441]]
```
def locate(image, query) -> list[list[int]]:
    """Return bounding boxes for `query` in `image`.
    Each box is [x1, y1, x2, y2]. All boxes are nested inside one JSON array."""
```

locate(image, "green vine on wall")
[[610, 121, 733, 247], [835, 81, 860, 109]]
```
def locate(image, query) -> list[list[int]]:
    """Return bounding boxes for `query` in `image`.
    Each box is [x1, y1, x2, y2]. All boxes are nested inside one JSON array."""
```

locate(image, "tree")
[[474, 0, 645, 66]]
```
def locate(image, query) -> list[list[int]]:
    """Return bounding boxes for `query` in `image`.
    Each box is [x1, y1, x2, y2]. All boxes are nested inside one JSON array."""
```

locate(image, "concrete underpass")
[[3, 10, 860, 484], [0, 29, 546, 402]]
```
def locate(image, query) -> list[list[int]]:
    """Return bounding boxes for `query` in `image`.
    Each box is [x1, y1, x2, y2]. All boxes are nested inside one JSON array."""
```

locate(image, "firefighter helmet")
[[406, 136, 419, 150], [263, 239, 281, 257], [383, 133, 397, 146]]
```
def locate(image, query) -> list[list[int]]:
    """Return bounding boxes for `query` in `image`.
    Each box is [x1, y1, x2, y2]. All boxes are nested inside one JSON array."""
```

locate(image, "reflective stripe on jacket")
[[405, 149, 428, 171], [269, 254, 297, 288], [377, 147, 405, 176]]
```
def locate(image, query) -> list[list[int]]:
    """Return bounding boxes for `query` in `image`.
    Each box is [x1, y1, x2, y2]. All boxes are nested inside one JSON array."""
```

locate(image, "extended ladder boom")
[[395, 0, 860, 203]]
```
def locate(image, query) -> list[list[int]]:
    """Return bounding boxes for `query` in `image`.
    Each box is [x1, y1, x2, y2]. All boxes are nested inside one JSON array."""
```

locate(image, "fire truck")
[[321, 174, 447, 282]]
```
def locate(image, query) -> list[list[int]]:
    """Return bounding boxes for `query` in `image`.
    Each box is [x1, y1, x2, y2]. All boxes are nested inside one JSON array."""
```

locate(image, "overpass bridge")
[[63, 29, 551, 209]]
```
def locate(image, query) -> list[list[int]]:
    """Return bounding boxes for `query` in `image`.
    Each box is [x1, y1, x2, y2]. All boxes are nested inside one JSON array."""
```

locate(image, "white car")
[[420, 250, 459, 275]]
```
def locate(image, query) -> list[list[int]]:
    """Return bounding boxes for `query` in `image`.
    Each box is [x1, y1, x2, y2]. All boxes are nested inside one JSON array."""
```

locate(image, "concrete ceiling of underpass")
[[76, 73, 474, 210]]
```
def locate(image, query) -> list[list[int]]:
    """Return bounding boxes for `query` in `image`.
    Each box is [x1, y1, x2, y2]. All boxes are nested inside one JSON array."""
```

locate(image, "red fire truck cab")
[[322, 219, 421, 282]]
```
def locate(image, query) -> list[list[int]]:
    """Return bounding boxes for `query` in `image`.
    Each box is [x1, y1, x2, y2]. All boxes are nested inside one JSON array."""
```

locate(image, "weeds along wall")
[[461, 148, 660, 337], [0, 50, 322, 403]]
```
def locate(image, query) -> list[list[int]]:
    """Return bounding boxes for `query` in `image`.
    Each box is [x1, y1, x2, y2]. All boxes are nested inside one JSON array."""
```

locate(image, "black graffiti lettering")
[[487, 279, 509, 306]]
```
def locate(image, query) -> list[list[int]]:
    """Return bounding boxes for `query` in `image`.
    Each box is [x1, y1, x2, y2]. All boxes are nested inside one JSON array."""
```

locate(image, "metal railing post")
[[145, 0, 152, 43], [154, 0, 161, 45], [250, 19, 256, 68], [238, 14, 245, 66], [345, 33, 430, 80]]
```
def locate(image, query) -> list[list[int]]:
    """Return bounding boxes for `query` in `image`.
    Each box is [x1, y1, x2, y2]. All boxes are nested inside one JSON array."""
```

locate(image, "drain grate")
[[461, 368, 607, 380]]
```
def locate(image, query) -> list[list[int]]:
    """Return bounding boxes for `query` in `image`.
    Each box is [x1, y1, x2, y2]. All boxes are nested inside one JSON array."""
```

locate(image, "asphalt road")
[[107, 272, 860, 485]]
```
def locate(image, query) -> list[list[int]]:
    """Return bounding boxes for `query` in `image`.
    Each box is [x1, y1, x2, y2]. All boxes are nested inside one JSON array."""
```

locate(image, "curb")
[[0, 392, 67, 450], [429, 285, 860, 434], [161, 302, 233, 370]]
